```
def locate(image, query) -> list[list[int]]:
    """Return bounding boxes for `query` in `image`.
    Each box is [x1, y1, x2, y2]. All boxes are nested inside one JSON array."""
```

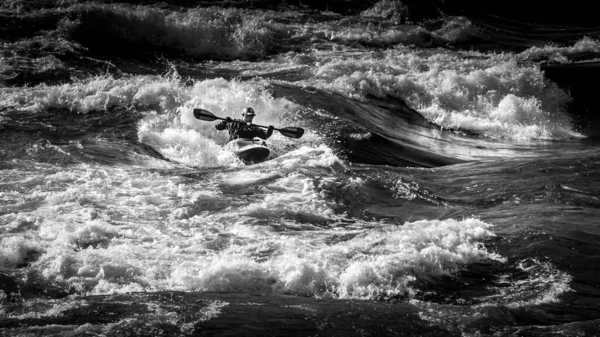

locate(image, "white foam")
[[144, 217, 501, 300], [5, 151, 567, 307], [139, 126, 240, 168], [138, 77, 309, 166], [51, 213, 499, 298], [240, 173, 340, 221], [0, 236, 38, 267], [298, 48, 581, 140], [520, 36, 600, 63], [320, 24, 436, 48], [0, 74, 186, 113], [2, 150, 503, 299], [262, 145, 347, 170], [1, 74, 313, 166]]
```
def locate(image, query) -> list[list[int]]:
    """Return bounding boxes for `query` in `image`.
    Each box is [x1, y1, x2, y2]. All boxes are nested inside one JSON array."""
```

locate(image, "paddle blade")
[[193, 109, 219, 121], [277, 127, 304, 139]]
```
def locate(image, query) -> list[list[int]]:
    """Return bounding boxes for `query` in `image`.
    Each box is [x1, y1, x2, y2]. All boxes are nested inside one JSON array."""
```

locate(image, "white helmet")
[[242, 107, 256, 116]]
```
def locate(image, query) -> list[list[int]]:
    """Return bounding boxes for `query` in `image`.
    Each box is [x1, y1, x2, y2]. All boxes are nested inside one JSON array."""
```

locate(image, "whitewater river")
[[2, 1, 600, 336]]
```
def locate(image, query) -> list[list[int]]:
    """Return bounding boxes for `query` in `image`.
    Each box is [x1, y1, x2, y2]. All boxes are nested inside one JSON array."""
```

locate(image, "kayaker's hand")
[[266, 125, 275, 139], [226, 117, 233, 122]]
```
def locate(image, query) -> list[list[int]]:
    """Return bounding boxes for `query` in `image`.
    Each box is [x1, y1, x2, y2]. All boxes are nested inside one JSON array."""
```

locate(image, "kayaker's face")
[[243, 114, 254, 124]]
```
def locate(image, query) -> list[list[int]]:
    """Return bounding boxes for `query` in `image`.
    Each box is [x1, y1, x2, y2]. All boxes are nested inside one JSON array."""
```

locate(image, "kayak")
[[226, 138, 270, 164]]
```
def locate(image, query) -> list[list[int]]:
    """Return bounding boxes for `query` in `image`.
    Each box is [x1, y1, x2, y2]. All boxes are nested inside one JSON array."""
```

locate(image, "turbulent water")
[[2, 1, 600, 336]]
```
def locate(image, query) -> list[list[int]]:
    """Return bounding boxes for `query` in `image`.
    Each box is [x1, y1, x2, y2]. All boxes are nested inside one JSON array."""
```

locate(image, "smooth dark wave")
[[272, 83, 592, 167], [438, 0, 600, 26], [543, 62, 600, 139], [272, 83, 462, 167], [0, 108, 165, 165]]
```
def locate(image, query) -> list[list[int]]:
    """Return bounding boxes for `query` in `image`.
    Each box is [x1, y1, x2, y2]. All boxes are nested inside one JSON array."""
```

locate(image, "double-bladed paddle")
[[193, 108, 304, 139]]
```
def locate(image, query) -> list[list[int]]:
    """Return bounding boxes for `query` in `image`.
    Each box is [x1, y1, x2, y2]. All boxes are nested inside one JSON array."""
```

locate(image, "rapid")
[[2, 1, 600, 336]]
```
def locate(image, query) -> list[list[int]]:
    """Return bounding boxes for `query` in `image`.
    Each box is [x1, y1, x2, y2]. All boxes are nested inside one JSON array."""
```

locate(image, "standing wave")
[[288, 48, 583, 140], [61, 4, 282, 60]]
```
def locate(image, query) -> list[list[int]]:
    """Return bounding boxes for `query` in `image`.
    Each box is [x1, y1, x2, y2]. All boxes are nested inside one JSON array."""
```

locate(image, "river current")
[[1, 1, 600, 336]]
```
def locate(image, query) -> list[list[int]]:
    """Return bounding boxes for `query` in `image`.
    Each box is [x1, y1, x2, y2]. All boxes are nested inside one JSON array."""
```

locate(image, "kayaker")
[[215, 107, 275, 141]]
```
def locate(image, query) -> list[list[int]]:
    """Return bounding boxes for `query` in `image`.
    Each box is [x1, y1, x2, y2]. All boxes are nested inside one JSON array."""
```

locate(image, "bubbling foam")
[[2, 147, 500, 301], [520, 36, 600, 63], [0, 236, 40, 267], [1, 73, 310, 167], [2, 146, 572, 308], [269, 218, 502, 299], [140, 77, 308, 166], [35, 163, 499, 298], [0, 74, 186, 113], [319, 24, 439, 48], [303, 48, 581, 140]]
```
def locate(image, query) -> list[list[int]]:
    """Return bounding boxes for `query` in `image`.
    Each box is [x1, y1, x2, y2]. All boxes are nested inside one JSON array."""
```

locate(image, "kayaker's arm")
[[253, 125, 274, 140], [195, 108, 304, 139], [215, 117, 233, 130]]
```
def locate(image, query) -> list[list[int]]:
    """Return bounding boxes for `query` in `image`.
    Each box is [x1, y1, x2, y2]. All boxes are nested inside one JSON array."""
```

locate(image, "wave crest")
[[305, 49, 580, 140], [65, 4, 277, 60]]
